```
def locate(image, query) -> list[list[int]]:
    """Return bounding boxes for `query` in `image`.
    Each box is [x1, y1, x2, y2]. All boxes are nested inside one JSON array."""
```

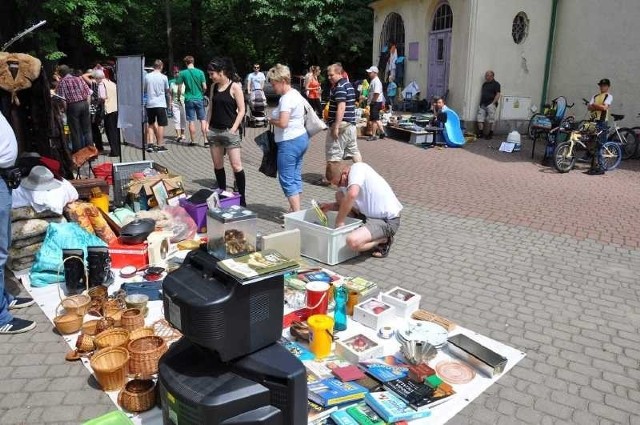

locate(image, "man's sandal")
[[371, 235, 393, 258]]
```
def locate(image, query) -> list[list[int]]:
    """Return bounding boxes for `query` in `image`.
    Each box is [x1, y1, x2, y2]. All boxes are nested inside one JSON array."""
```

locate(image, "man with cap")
[[0, 113, 36, 334], [585, 78, 613, 175], [365, 65, 386, 141]]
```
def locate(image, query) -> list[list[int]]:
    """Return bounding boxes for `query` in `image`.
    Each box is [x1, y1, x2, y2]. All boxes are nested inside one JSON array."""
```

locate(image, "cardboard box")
[[380, 286, 421, 319], [353, 298, 396, 330], [108, 238, 148, 269]]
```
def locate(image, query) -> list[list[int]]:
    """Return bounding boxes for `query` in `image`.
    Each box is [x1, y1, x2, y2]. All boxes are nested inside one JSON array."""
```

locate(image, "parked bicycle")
[[580, 98, 636, 160], [628, 113, 640, 159], [553, 119, 622, 173]]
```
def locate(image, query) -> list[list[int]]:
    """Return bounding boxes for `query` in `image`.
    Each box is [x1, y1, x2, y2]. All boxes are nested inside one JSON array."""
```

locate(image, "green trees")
[[0, 0, 372, 76]]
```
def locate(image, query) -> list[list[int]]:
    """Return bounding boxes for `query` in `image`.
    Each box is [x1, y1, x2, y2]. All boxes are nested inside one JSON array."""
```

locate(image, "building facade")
[[370, 0, 640, 131]]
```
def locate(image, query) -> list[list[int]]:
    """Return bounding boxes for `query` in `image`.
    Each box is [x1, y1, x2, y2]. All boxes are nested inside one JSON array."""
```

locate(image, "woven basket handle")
[[57, 255, 90, 302]]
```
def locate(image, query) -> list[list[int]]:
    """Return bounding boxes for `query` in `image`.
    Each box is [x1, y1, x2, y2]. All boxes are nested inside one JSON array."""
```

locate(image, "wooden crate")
[[71, 178, 109, 200]]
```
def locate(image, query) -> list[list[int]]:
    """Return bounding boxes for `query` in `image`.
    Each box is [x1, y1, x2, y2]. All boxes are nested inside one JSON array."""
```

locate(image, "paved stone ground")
[[2, 121, 640, 424]]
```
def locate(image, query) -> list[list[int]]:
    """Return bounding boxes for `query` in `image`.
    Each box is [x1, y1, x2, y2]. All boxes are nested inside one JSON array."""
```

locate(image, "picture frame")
[[150, 180, 169, 209]]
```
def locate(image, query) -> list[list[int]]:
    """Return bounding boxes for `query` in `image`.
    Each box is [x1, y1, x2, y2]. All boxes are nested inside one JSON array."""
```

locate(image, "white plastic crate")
[[283, 210, 362, 265]]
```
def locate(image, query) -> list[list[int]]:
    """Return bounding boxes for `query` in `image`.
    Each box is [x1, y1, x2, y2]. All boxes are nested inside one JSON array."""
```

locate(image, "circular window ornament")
[[512, 12, 529, 44]]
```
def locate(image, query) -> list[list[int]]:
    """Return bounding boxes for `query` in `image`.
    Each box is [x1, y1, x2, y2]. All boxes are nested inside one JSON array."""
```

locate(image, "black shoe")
[[145, 145, 156, 153], [0, 318, 36, 334], [485, 132, 493, 140], [8, 297, 35, 310], [586, 169, 605, 175], [379, 133, 386, 139], [156, 145, 168, 152], [188, 142, 196, 147], [204, 141, 211, 147]]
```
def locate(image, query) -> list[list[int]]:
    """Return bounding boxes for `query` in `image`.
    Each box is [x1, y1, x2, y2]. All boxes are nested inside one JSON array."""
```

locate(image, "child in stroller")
[[246, 88, 268, 127]]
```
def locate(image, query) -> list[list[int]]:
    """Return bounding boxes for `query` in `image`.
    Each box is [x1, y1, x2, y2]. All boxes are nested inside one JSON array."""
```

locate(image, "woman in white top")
[[267, 64, 310, 212]]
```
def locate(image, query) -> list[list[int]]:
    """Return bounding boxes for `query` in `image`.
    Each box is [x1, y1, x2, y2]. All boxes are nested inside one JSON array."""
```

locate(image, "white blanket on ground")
[[17, 268, 525, 425]]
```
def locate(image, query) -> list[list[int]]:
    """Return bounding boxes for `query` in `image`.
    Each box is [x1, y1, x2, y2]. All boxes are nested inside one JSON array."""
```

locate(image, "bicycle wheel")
[[553, 141, 576, 173], [601, 141, 622, 171], [527, 113, 545, 139], [612, 127, 637, 160]]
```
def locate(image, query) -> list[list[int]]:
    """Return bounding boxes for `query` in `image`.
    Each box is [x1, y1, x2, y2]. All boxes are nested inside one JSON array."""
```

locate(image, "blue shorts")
[[277, 133, 310, 197], [185, 99, 206, 122]]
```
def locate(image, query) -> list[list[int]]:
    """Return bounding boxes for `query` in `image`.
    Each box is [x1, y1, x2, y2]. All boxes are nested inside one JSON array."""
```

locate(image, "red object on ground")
[[93, 162, 113, 185]]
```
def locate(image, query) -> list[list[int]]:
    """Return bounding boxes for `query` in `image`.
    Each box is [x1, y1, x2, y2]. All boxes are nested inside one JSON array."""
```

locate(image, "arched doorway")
[[379, 12, 405, 85], [427, 3, 453, 100]]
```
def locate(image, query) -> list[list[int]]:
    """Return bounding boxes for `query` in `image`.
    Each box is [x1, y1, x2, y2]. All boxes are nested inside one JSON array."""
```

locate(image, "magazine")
[[217, 249, 298, 280]]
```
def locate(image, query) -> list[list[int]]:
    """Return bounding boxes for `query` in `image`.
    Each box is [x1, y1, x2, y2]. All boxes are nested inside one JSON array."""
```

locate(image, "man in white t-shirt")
[[144, 59, 170, 152], [366, 66, 386, 141], [321, 162, 402, 258], [246, 64, 266, 94]]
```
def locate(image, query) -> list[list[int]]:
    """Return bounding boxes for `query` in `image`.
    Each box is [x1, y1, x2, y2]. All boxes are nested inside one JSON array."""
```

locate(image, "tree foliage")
[[0, 0, 373, 77]]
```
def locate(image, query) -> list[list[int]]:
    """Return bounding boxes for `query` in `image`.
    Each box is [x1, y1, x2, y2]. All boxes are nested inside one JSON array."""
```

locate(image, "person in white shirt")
[[246, 64, 266, 94], [365, 66, 386, 141], [144, 59, 170, 152], [0, 113, 37, 334], [321, 162, 402, 258], [267, 64, 309, 212]]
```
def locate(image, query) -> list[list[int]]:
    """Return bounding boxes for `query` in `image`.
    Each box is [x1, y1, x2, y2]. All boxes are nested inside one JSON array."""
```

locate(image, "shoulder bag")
[[302, 97, 327, 137]]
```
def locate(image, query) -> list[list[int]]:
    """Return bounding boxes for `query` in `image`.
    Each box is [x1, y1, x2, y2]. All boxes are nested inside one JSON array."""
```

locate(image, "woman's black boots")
[[62, 249, 86, 295], [87, 246, 114, 287]]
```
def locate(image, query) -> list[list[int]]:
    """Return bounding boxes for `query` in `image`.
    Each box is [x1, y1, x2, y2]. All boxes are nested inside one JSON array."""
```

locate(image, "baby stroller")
[[246, 89, 268, 127]]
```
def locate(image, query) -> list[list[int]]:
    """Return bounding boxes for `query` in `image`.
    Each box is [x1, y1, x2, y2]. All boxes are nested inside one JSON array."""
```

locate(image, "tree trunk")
[[190, 0, 203, 60], [165, 0, 174, 72]]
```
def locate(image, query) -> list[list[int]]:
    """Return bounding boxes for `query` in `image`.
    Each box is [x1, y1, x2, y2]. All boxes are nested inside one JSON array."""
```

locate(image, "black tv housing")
[[158, 338, 307, 425], [162, 249, 284, 362]]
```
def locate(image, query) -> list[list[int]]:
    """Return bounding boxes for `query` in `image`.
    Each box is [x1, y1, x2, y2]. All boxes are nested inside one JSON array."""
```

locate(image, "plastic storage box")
[[179, 190, 241, 234], [207, 205, 257, 259], [284, 210, 362, 265], [352, 298, 396, 330]]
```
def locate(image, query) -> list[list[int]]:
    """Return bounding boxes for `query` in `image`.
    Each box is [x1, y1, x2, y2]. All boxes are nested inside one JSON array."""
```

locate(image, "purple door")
[[427, 30, 452, 100]]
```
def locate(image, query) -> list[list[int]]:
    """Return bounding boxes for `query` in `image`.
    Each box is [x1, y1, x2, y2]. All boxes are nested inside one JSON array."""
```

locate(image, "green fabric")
[[177, 68, 205, 101]]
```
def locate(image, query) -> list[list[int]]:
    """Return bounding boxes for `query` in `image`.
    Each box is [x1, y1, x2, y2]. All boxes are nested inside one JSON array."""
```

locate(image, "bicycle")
[[553, 120, 622, 173], [628, 113, 640, 159], [581, 98, 636, 160]]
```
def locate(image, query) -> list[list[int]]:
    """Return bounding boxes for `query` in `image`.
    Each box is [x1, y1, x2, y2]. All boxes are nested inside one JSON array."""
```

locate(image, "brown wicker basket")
[[121, 308, 145, 332], [96, 317, 116, 334], [117, 379, 157, 412], [76, 333, 95, 352], [95, 328, 130, 349], [129, 327, 154, 341], [82, 319, 100, 336], [90, 347, 129, 391], [88, 285, 108, 302], [105, 309, 123, 327], [103, 298, 126, 315], [127, 336, 167, 376], [53, 312, 83, 334]]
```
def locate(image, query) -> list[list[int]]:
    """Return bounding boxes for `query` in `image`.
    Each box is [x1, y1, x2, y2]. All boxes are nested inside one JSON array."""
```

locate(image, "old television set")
[[158, 337, 307, 425], [162, 249, 284, 361]]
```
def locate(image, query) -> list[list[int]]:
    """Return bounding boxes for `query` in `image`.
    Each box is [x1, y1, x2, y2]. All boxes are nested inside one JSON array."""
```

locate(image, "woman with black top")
[[206, 58, 247, 206]]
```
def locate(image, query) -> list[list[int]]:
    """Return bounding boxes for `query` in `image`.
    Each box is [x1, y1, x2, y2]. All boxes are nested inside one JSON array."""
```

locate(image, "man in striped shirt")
[[56, 65, 93, 152], [324, 63, 362, 184]]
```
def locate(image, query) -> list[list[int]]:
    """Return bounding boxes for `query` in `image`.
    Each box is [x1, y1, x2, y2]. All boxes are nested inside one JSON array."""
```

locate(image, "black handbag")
[[255, 127, 277, 178]]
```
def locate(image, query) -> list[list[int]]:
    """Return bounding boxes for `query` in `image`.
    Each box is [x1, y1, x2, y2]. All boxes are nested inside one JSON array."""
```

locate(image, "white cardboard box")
[[335, 333, 384, 364], [352, 299, 396, 330], [380, 286, 421, 319]]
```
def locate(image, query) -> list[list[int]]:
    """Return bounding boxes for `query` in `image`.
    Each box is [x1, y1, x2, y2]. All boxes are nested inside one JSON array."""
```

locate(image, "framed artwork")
[[151, 180, 169, 209], [408, 42, 419, 61]]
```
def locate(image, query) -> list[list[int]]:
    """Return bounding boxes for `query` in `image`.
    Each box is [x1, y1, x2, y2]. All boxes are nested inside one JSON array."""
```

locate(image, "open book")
[[217, 249, 298, 280]]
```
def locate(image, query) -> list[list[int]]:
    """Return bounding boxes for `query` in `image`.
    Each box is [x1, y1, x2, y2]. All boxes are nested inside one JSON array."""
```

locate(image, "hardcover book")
[[384, 377, 455, 409], [308, 378, 369, 407], [330, 409, 360, 425], [345, 403, 386, 425], [217, 249, 298, 280], [365, 391, 433, 422], [359, 356, 409, 382], [308, 400, 337, 424], [304, 356, 353, 379]]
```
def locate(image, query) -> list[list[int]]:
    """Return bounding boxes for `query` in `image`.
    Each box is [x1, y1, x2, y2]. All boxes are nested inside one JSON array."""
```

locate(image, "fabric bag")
[[302, 97, 327, 137], [255, 127, 278, 178]]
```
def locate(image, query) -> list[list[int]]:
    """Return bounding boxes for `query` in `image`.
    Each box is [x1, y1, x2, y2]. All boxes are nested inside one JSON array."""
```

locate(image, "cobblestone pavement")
[[2, 122, 640, 424]]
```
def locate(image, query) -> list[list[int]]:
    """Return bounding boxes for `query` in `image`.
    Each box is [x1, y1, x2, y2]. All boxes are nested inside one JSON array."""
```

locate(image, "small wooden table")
[[386, 125, 443, 145]]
